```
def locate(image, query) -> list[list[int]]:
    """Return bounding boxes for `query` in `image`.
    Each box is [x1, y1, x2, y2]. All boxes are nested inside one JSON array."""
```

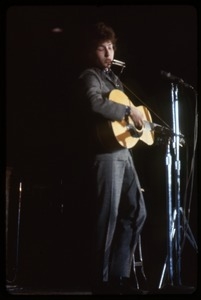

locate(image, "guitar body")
[[96, 89, 155, 151]]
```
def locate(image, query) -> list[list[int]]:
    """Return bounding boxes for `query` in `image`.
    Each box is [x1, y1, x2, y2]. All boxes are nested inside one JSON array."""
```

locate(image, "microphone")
[[112, 59, 126, 67], [153, 123, 185, 146], [161, 70, 195, 90], [160, 70, 184, 83]]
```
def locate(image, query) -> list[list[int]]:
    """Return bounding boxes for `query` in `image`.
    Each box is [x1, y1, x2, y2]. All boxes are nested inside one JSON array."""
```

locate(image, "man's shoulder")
[[79, 67, 103, 78]]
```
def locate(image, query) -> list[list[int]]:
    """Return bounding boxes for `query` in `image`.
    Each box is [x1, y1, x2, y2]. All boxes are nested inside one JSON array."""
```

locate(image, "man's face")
[[92, 40, 115, 69]]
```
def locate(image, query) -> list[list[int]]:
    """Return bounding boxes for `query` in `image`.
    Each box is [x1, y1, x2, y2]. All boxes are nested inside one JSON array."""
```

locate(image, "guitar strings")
[[122, 82, 171, 129]]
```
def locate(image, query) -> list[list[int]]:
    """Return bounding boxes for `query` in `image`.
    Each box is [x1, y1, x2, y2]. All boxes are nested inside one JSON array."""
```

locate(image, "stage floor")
[[5, 285, 92, 295], [4, 284, 197, 296]]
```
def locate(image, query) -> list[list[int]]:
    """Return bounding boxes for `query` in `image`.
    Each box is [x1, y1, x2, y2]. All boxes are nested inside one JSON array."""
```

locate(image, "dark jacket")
[[76, 67, 128, 155]]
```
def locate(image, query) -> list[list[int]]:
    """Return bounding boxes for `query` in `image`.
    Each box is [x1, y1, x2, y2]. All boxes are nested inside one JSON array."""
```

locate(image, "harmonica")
[[112, 59, 126, 67]]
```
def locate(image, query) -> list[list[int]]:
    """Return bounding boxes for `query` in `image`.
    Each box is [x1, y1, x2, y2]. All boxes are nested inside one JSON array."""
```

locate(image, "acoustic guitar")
[[96, 89, 155, 151]]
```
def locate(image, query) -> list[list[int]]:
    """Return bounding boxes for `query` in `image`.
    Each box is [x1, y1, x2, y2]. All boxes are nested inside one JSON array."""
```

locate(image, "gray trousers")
[[91, 149, 147, 283]]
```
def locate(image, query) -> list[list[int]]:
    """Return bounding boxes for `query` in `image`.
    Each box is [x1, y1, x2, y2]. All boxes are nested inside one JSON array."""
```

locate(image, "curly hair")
[[88, 22, 117, 51]]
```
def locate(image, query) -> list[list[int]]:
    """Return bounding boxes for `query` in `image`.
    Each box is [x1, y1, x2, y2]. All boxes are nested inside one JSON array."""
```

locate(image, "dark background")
[[4, 4, 198, 293]]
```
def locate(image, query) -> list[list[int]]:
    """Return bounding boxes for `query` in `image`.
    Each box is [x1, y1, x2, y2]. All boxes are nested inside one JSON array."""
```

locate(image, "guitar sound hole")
[[127, 124, 141, 138]]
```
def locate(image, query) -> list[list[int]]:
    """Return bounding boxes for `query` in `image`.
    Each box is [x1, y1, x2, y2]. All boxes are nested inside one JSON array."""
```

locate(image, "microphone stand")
[[112, 64, 197, 292], [158, 83, 182, 289], [171, 82, 182, 286], [158, 81, 197, 293], [6, 180, 23, 292]]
